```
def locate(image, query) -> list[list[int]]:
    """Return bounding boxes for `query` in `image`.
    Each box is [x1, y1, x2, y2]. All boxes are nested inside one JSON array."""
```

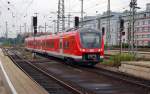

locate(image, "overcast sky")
[[0, 0, 149, 38]]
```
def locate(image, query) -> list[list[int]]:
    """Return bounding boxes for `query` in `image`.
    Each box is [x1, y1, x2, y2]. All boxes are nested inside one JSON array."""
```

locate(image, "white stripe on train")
[[26, 48, 104, 59]]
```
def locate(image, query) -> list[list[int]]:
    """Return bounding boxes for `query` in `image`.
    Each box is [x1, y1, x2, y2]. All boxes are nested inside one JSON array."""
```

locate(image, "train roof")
[[25, 28, 101, 41]]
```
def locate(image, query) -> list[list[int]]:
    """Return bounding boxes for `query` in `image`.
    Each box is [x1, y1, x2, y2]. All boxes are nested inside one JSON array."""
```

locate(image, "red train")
[[25, 28, 104, 66]]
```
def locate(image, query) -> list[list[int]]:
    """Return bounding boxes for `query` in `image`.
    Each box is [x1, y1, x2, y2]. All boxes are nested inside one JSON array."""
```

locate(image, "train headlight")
[[82, 49, 85, 52], [98, 49, 102, 52], [80, 49, 85, 52]]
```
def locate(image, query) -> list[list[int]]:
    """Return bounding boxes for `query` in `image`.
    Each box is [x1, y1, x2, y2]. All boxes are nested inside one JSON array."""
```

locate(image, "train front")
[[77, 28, 104, 66]]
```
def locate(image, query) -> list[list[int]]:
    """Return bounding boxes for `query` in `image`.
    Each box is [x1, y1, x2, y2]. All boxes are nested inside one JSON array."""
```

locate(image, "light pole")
[[129, 0, 140, 54], [53, 20, 57, 33], [5, 21, 8, 43], [106, 0, 111, 49], [81, 0, 84, 27]]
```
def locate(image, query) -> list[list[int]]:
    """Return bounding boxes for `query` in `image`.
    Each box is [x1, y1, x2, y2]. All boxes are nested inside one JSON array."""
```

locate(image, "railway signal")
[[102, 27, 105, 36], [33, 16, 37, 35], [32, 16, 38, 59], [74, 16, 79, 28], [119, 18, 124, 54], [122, 32, 125, 36], [120, 19, 124, 31]]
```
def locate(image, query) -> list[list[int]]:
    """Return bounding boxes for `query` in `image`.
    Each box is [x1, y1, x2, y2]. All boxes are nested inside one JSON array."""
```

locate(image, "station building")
[[81, 3, 150, 47], [81, 12, 121, 46]]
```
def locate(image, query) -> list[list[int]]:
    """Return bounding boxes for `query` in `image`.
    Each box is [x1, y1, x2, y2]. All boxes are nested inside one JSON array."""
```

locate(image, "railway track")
[[3, 48, 89, 94], [32, 60, 150, 94], [76, 66, 150, 89], [4, 48, 150, 94], [32, 50, 150, 89]]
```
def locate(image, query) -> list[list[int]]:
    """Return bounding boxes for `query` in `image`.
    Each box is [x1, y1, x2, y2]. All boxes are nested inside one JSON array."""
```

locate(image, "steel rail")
[[5, 48, 94, 94], [74, 66, 150, 90]]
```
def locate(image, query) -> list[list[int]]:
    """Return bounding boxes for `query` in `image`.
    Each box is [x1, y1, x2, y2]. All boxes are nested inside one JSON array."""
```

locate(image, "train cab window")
[[80, 28, 101, 48]]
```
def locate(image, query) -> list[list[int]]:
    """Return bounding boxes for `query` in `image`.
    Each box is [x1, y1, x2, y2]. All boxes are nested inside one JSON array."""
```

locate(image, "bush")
[[102, 60, 114, 66], [103, 53, 135, 67]]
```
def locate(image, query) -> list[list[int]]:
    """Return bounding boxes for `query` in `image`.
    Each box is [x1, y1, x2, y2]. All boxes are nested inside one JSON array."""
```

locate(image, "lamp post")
[[80, 0, 84, 27]]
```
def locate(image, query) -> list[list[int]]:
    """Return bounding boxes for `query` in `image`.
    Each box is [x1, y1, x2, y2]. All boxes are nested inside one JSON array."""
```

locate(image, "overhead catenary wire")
[[17, 0, 34, 20], [0, 0, 35, 37]]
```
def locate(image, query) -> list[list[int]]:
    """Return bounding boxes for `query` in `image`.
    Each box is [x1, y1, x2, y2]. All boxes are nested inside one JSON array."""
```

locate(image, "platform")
[[0, 49, 48, 94], [119, 61, 150, 80]]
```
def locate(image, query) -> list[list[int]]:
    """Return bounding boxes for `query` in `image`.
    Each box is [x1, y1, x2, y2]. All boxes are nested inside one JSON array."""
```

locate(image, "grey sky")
[[0, 0, 149, 38]]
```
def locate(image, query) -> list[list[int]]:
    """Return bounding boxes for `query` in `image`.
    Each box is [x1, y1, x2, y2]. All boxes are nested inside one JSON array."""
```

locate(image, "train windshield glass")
[[80, 29, 101, 48]]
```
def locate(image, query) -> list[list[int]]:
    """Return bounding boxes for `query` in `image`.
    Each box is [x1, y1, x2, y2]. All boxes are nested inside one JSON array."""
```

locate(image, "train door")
[[40, 40, 42, 50], [148, 41, 150, 47], [59, 38, 63, 54]]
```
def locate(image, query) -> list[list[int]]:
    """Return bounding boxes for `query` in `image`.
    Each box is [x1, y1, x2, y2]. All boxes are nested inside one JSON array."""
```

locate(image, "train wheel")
[[64, 57, 74, 65], [64, 57, 69, 64]]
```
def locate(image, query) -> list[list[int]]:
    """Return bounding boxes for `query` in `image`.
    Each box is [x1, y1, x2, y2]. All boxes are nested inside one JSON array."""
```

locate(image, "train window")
[[46, 41, 49, 48], [41, 41, 43, 47], [42, 40, 45, 47], [45, 40, 55, 48], [37, 41, 39, 46], [37, 41, 38, 46], [33, 41, 36, 46], [39, 41, 41, 46], [51, 41, 54, 48], [60, 41, 62, 48], [47, 42, 49, 48], [64, 41, 69, 49], [70, 39, 75, 49], [44, 41, 46, 46]]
